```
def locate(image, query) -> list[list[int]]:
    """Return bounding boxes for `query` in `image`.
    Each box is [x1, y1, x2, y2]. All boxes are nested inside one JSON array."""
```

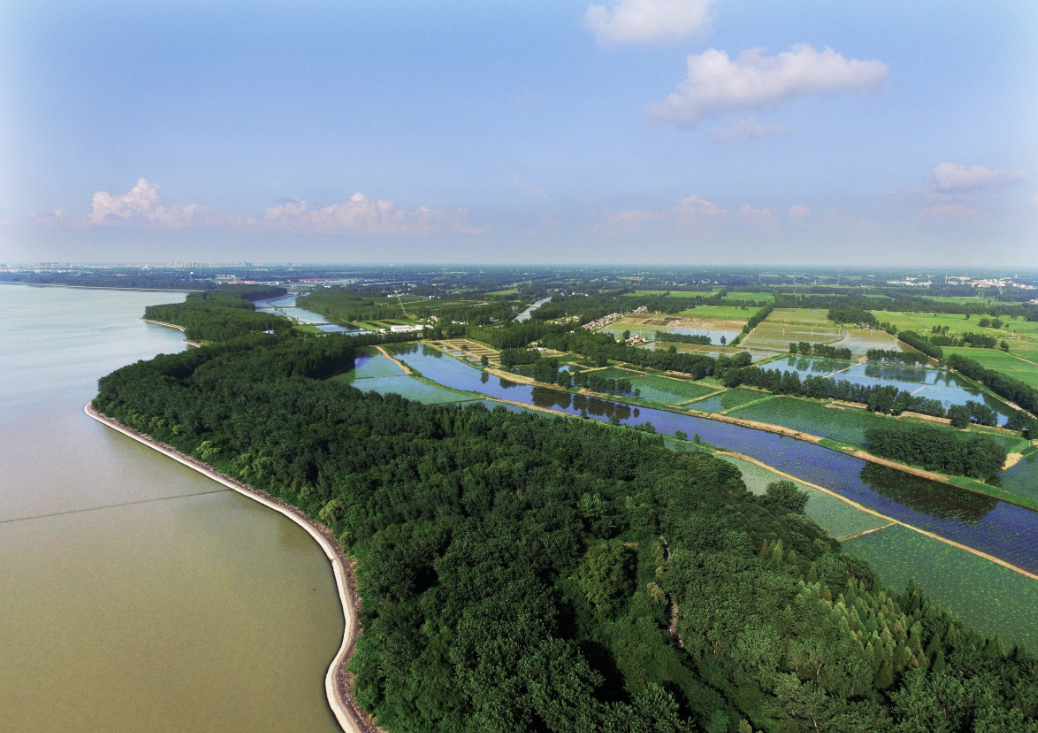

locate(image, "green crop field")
[[586, 366, 647, 380], [844, 524, 1038, 649], [943, 346, 1038, 389], [623, 289, 717, 298], [721, 456, 890, 540], [743, 313, 843, 351], [722, 291, 774, 302], [484, 287, 519, 295], [675, 304, 756, 321], [768, 308, 832, 325], [728, 396, 901, 445], [690, 387, 770, 412], [630, 375, 719, 404], [870, 310, 1037, 339]]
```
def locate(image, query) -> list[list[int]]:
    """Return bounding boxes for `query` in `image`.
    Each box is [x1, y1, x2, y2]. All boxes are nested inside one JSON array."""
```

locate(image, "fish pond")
[[381, 344, 1038, 575], [844, 525, 1038, 649]]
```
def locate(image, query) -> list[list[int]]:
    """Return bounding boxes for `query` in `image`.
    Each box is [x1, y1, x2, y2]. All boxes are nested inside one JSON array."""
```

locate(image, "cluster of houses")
[[583, 312, 624, 331]]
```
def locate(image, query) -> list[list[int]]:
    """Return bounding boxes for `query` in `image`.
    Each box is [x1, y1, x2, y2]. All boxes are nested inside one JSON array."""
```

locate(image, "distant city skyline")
[[2, 0, 1036, 265]]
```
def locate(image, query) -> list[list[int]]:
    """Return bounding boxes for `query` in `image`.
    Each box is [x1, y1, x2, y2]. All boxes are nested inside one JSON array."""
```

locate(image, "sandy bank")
[[84, 403, 380, 733]]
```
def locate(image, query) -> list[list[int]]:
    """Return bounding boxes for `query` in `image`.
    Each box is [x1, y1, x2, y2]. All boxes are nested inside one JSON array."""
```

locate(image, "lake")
[[0, 285, 343, 733]]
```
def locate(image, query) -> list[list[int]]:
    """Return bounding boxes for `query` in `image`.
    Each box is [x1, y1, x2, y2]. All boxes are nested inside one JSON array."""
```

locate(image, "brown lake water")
[[0, 285, 343, 733]]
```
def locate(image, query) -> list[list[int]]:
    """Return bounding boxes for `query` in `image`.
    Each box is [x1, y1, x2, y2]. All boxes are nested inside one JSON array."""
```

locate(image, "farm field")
[[742, 308, 843, 351], [870, 310, 1038, 340], [943, 346, 1038, 389], [729, 396, 900, 445], [720, 456, 891, 541], [622, 289, 717, 297], [586, 366, 648, 380], [643, 341, 774, 362], [674, 304, 757, 321], [843, 524, 1038, 649], [831, 327, 903, 357], [766, 355, 855, 378], [629, 375, 720, 405], [690, 387, 770, 413], [602, 313, 745, 344], [721, 291, 774, 302]]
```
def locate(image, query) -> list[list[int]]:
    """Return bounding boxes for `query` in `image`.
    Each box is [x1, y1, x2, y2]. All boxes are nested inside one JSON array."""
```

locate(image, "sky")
[[2, 0, 1036, 266]]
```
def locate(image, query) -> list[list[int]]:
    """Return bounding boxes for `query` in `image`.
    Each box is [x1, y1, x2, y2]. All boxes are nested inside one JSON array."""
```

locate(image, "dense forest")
[[143, 287, 288, 341], [92, 315, 1038, 732]]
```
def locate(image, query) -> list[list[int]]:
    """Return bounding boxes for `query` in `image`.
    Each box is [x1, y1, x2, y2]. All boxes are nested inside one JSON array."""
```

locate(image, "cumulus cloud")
[[584, 0, 715, 44], [788, 203, 810, 221], [646, 44, 888, 125], [709, 117, 788, 142], [604, 195, 727, 230], [739, 203, 775, 225], [510, 176, 550, 200], [928, 162, 1028, 192], [263, 193, 479, 235], [52, 179, 481, 235]]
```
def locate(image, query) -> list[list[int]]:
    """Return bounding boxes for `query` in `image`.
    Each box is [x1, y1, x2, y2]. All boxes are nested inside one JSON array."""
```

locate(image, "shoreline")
[[84, 402, 379, 733]]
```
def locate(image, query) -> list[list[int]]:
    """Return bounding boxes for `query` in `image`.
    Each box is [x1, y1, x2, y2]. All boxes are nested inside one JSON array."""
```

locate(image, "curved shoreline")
[[84, 402, 379, 733]]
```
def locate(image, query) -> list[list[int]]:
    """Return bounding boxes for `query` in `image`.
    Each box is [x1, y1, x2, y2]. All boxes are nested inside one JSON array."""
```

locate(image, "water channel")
[[387, 343, 1038, 574], [0, 285, 343, 733]]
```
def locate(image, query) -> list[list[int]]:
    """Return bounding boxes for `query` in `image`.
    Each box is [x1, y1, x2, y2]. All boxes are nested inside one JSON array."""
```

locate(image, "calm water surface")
[[388, 344, 1038, 574], [0, 285, 342, 733]]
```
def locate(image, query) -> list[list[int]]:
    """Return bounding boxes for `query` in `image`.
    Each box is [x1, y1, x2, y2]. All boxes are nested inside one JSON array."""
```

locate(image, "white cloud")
[[604, 195, 726, 230], [646, 44, 888, 125], [584, 0, 715, 44], [709, 117, 788, 141], [87, 178, 161, 225], [788, 203, 810, 220], [739, 203, 775, 225], [928, 162, 1028, 192], [263, 193, 479, 235], [55, 180, 481, 235], [673, 195, 727, 223]]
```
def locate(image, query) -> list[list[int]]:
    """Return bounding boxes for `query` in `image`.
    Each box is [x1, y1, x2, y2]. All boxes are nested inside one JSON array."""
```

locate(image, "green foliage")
[[864, 425, 1007, 479], [144, 289, 288, 341], [92, 298, 1038, 732]]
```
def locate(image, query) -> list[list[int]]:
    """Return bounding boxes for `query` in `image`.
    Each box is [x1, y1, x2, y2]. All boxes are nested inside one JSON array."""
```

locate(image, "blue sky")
[[2, 0, 1036, 265]]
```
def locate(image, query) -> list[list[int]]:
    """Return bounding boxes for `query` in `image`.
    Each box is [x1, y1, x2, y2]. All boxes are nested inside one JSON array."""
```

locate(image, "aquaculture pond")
[[342, 375, 473, 404], [386, 344, 1038, 575], [720, 456, 891, 541], [689, 388, 770, 413], [730, 397, 898, 445], [339, 347, 406, 379], [629, 376, 719, 405], [844, 525, 1038, 649], [763, 356, 854, 379], [775, 357, 1016, 426], [996, 453, 1038, 502]]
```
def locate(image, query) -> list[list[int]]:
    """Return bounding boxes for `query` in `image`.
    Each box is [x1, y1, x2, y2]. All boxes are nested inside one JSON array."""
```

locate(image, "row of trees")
[[866, 349, 930, 366], [863, 425, 1007, 479], [656, 331, 712, 345], [949, 354, 1038, 430], [724, 366, 961, 420], [896, 331, 943, 360], [93, 313, 1038, 732], [789, 342, 853, 360]]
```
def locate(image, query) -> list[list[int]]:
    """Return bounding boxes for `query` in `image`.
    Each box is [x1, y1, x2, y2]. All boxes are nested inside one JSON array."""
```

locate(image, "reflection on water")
[[859, 464, 998, 523], [384, 342, 1038, 574]]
